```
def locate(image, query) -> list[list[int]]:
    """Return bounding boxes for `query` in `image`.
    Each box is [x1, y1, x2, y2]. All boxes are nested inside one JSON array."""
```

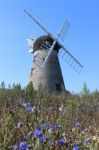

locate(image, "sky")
[[0, 0, 99, 92]]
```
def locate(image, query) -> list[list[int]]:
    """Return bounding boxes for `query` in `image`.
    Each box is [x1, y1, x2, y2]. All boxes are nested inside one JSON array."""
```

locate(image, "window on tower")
[[56, 83, 61, 91], [43, 57, 45, 61]]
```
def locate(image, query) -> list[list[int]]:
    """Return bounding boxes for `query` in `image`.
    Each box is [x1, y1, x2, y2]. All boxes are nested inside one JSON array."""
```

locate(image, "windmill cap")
[[33, 35, 61, 52]]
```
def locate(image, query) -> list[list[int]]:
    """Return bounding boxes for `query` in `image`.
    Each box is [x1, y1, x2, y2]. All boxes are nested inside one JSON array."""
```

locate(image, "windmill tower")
[[24, 9, 83, 93]]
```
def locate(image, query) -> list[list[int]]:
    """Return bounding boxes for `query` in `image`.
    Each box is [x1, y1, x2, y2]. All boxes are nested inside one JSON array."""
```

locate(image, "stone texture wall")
[[28, 48, 65, 93]]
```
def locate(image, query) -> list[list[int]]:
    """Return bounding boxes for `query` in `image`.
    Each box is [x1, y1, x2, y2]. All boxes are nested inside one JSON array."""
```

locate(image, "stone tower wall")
[[28, 35, 65, 93], [28, 48, 65, 93]]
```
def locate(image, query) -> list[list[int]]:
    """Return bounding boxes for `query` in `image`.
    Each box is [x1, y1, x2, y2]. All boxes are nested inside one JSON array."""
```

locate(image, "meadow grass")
[[0, 83, 99, 150]]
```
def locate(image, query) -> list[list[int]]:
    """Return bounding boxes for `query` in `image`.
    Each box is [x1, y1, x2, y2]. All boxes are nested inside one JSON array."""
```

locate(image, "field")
[[0, 82, 99, 150]]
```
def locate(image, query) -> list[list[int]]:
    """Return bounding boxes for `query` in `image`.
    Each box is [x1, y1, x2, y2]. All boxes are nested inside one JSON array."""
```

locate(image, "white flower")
[[92, 136, 97, 141], [17, 122, 23, 128], [59, 104, 64, 112]]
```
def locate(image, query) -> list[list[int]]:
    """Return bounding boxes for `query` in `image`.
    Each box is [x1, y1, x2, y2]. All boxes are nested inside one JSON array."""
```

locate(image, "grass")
[[0, 84, 99, 150]]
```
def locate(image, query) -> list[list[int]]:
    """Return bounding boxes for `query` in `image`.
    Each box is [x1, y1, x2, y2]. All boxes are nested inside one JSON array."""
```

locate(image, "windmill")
[[24, 9, 83, 93]]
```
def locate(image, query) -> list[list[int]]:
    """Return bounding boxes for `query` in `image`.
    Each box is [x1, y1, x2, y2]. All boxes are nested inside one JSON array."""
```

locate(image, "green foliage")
[[0, 83, 99, 149], [81, 82, 90, 100], [25, 82, 35, 102], [0, 81, 6, 89], [82, 82, 90, 94], [0, 109, 15, 149]]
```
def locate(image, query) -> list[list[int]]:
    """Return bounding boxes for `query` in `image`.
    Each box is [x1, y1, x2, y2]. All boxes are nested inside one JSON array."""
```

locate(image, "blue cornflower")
[[23, 102, 30, 107], [47, 123, 53, 128], [58, 139, 65, 145], [39, 136, 47, 142], [96, 107, 99, 110], [27, 144, 31, 149], [19, 141, 27, 150], [34, 129, 42, 137], [54, 123, 61, 129], [72, 145, 80, 150], [25, 107, 34, 112], [49, 139, 54, 145], [74, 122, 80, 127], [48, 127, 54, 133]]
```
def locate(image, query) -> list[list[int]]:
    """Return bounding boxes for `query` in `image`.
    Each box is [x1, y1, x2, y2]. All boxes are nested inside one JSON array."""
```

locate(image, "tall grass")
[[0, 83, 99, 149]]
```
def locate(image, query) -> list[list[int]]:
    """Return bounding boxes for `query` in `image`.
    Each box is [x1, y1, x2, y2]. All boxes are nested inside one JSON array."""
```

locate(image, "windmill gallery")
[[24, 9, 83, 93]]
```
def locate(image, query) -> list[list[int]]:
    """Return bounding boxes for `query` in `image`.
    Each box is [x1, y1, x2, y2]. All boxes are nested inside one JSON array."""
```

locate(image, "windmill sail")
[[24, 8, 83, 73], [24, 9, 54, 39], [42, 20, 70, 66], [59, 48, 83, 73], [27, 38, 34, 53], [59, 20, 71, 41]]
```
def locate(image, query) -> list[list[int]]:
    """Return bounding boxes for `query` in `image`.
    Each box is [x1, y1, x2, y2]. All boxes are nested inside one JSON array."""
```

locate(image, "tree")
[[82, 82, 90, 95], [12, 83, 22, 98], [25, 82, 35, 101], [0, 81, 6, 89]]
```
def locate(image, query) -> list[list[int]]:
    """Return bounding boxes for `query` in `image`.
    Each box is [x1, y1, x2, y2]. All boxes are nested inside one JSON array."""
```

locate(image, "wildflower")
[[58, 139, 65, 145], [81, 128, 89, 134], [54, 123, 61, 129], [72, 145, 80, 150], [18, 141, 31, 150], [48, 123, 61, 132], [96, 107, 99, 110], [59, 104, 64, 112], [39, 136, 47, 142], [16, 122, 23, 129], [92, 136, 97, 141], [25, 107, 34, 112], [0, 118, 3, 123], [49, 139, 54, 145], [47, 123, 53, 129], [23, 102, 30, 107], [48, 127, 54, 133], [74, 122, 80, 127], [34, 129, 42, 137], [84, 138, 91, 144], [19, 141, 27, 150], [27, 144, 31, 149], [12, 145, 18, 150], [26, 132, 32, 139], [33, 106, 36, 109]]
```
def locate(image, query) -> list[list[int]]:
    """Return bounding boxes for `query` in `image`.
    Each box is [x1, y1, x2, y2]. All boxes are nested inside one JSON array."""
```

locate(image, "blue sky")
[[0, 0, 99, 92]]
